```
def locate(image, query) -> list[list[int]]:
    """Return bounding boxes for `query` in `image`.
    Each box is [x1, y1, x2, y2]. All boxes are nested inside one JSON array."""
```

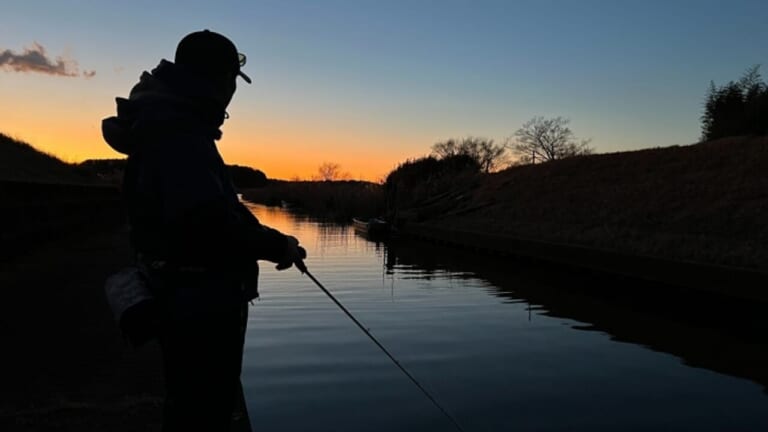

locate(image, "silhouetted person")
[[102, 30, 306, 431]]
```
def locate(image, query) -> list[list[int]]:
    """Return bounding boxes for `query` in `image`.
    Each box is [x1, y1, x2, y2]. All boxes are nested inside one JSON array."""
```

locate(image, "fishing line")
[[300, 267, 466, 432]]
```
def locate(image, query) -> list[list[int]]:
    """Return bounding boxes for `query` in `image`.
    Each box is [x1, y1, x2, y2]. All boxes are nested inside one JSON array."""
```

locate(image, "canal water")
[[242, 203, 768, 432]]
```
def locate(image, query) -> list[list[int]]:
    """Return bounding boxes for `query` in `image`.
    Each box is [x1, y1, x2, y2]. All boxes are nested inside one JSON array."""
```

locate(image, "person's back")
[[102, 30, 306, 431]]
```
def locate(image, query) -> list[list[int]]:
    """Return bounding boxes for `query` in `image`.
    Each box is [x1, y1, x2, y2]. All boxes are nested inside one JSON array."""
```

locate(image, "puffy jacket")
[[102, 60, 286, 269]]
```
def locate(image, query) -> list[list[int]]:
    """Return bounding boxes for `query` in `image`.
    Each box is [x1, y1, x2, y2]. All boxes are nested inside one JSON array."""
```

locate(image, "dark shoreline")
[[399, 222, 768, 303]]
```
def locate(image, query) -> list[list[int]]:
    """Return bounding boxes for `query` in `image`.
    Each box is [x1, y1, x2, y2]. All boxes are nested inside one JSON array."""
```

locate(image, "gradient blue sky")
[[2, 0, 767, 179]]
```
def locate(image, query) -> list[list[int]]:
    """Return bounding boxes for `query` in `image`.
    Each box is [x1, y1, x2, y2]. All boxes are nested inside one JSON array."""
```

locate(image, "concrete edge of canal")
[[401, 222, 768, 303]]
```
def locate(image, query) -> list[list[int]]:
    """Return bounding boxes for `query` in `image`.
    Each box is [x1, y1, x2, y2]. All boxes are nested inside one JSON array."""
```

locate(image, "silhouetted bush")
[[79, 159, 126, 184], [702, 65, 768, 141], [431, 137, 508, 172], [227, 165, 268, 188], [384, 154, 480, 211]]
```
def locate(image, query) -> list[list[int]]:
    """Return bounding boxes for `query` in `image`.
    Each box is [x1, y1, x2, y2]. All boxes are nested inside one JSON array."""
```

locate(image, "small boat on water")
[[352, 217, 390, 239]]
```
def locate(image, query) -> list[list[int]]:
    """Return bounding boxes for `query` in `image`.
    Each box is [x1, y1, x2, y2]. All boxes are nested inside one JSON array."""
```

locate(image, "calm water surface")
[[242, 204, 768, 432]]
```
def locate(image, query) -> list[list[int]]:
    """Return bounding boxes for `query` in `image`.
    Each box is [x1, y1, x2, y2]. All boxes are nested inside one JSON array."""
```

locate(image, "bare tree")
[[431, 138, 460, 159], [314, 162, 352, 181], [476, 139, 509, 173], [508, 116, 592, 163], [431, 137, 508, 172], [316, 162, 342, 181]]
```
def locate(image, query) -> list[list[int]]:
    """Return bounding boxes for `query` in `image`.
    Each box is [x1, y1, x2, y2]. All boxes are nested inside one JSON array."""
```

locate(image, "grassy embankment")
[[0, 133, 102, 184], [397, 136, 768, 274]]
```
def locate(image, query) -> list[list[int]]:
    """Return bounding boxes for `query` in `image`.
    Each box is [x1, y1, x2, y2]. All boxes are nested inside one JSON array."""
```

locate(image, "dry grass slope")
[[0, 132, 100, 184], [428, 137, 768, 270]]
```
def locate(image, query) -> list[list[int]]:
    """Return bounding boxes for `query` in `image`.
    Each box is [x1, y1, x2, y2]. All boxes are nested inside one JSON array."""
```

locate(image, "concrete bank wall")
[[402, 222, 768, 303]]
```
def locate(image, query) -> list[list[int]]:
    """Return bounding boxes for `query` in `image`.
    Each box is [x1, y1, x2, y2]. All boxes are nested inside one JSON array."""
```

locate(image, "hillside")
[[410, 136, 768, 271], [0, 133, 100, 184]]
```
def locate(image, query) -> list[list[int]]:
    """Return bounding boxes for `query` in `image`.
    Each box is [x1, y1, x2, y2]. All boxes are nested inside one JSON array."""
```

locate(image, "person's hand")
[[275, 235, 307, 272]]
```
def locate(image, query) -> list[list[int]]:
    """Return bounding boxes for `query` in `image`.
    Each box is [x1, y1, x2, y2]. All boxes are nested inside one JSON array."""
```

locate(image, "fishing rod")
[[297, 263, 466, 432]]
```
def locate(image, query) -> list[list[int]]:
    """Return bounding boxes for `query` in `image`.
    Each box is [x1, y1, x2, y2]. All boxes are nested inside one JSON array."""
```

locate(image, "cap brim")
[[238, 70, 252, 84]]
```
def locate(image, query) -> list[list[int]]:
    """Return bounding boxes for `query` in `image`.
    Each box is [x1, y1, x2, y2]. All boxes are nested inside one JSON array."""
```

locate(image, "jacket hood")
[[102, 60, 227, 155]]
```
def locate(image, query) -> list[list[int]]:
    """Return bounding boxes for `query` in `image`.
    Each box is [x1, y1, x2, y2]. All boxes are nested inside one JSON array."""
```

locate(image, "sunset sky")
[[2, 0, 767, 180]]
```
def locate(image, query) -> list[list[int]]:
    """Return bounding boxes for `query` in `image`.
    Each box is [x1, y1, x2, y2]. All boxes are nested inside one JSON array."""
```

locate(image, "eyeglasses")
[[236, 52, 251, 84]]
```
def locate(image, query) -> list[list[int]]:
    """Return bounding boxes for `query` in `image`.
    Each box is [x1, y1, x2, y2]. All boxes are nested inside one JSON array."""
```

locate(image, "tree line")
[[313, 116, 593, 182], [701, 65, 768, 141], [430, 116, 593, 173]]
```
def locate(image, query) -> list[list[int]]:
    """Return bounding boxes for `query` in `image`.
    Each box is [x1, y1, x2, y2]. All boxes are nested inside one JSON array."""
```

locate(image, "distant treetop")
[[430, 137, 508, 173], [508, 116, 593, 164], [701, 65, 768, 141]]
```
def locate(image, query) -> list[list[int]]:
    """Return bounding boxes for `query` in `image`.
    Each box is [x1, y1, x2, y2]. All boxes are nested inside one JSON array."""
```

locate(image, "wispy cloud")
[[0, 42, 95, 79]]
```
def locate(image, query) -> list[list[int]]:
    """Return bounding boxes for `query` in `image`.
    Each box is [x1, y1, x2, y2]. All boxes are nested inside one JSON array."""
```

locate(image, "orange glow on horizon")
[[217, 133, 407, 182], [2, 121, 412, 182]]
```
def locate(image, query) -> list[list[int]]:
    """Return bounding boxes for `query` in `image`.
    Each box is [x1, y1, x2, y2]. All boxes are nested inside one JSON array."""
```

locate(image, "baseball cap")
[[175, 30, 251, 84]]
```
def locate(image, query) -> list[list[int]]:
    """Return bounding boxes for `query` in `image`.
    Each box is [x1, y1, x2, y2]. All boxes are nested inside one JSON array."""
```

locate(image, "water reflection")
[[244, 203, 768, 432], [385, 239, 768, 394]]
